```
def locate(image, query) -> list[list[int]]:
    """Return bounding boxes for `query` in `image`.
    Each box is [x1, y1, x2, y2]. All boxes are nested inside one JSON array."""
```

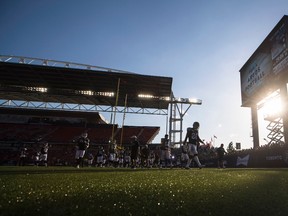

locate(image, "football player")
[[74, 132, 90, 168], [39, 141, 50, 167], [183, 122, 205, 169]]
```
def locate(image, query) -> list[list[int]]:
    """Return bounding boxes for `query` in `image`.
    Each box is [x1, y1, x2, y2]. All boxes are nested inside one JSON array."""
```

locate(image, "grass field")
[[0, 166, 288, 216]]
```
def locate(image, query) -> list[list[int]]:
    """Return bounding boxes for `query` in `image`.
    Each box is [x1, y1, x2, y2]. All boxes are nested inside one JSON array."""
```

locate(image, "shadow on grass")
[[1, 167, 288, 216]]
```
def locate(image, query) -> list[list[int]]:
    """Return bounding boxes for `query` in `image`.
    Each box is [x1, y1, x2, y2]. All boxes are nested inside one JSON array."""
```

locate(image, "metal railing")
[[0, 55, 135, 74]]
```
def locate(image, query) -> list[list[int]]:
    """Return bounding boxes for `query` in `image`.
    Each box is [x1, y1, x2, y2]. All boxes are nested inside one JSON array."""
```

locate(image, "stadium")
[[1, 15, 288, 216], [2, 36, 288, 168], [0, 54, 203, 166], [2, 16, 288, 168]]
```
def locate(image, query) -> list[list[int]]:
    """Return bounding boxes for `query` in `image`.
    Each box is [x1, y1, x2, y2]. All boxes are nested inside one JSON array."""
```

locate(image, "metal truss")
[[168, 94, 202, 147], [260, 91, 285, 145], [265, 115, 284, 145], [0, 99, 168, 115]]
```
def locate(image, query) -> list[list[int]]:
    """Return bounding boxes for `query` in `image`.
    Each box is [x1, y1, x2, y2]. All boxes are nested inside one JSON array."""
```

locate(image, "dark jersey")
[[97, 149, 105, 156], [141, 147, 150, 159], [161, 138, 170, 150], [186, 127, 201, 145], [217, 147, 225, 158], [41, 146, 49, 154], [109, 146, 116, 154], [131, 140, 140, 159], [77, 137, 90, 150]]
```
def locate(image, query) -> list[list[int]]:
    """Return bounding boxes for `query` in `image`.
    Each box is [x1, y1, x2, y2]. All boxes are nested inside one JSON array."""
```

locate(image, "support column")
[[280, 84, 288, 144], [251, 104, 259, 148]]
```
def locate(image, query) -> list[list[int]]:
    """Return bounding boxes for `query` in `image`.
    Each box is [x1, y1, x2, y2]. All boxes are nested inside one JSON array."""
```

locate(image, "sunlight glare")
[[262, 96, 282, 117]]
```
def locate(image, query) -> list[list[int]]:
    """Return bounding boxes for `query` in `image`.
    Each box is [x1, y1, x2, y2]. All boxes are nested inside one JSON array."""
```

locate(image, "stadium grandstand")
[[0, 55, 174, 166], [0, 109, 160, 146]]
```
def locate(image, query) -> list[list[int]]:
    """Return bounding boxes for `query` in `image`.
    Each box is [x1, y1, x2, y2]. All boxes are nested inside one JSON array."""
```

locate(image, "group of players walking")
[[19, 141, 50, 166], [73, 121, 209, 169], [18, 121, 226, 169], [74, 133, 173, 169]]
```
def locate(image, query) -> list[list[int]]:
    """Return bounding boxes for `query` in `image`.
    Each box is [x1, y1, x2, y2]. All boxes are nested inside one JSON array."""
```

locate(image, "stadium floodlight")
[[170, 97, 202, 105], [138, 94, 154, 99], [159, 96, 171, 101], [174, 97, 182, 102], [97, 92, 114, 97], [188, 98, 202, 104], [139, 94, 174, 101], [81, 90, 94, 96], [26, 87, 48, 93], [75, 90, 115, 97]]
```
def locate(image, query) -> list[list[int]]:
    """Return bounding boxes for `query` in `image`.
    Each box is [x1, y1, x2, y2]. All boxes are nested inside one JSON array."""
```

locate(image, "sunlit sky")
[[1, 0, 288, 149]]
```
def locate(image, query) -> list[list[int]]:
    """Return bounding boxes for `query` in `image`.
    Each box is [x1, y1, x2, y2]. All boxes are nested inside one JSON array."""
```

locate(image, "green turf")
[[0, 167, 288, 216]]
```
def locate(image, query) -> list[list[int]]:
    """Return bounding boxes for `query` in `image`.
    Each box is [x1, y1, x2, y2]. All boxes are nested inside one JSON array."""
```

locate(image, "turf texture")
[[0, 167, 288, 216]]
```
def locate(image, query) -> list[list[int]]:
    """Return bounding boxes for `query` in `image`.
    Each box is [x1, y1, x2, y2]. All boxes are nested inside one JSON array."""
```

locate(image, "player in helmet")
[[108, 141, 117, 167], [96, 146, 105, 167], [216, 143, 226, 168], [141, 144, 150, 168], [180, 144, 189, 168], [39, 141, 50, 167], [160, 134, 171, 168], [74, 132, 90, 168], [19, 145, 28, 166], [124, 147, 131, 168], [183, 121, 205, 169], [130, 135, 140, 169], [87, 153, 94, 167]]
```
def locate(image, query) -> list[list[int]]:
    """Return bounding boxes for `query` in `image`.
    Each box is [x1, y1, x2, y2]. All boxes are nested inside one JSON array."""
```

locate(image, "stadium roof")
[[0, 57, 173, 112]]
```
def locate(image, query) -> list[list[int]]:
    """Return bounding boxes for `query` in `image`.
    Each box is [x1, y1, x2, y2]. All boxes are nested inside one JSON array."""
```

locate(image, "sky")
[[1, 0, 288, 149]]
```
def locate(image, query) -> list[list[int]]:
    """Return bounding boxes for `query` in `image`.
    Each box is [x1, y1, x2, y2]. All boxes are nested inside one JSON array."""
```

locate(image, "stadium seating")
[[0, 120, 160, 165]]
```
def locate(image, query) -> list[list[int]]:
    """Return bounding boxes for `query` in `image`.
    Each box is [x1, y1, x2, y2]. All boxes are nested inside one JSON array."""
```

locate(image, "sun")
[[261, 95, 283, 117]]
